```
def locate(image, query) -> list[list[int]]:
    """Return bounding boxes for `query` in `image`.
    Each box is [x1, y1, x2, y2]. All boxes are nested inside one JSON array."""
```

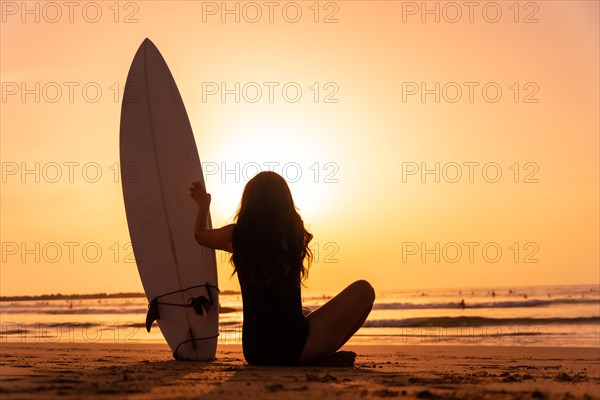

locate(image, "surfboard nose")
[[137, 38, 168, 69], [141, 38, 160, 54], [142, 37, 154, 48]]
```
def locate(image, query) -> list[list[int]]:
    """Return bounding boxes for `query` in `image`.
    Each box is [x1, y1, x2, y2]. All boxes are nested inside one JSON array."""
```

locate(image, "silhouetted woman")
[[191, 171, 375, 365]]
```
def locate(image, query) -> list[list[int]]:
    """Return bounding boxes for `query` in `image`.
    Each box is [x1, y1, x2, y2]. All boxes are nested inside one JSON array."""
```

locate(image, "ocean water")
[[1, 284, 598, 347]]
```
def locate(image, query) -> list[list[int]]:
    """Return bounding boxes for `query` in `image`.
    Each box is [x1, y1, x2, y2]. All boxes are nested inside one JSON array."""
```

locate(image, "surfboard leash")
[[145, 283, 220, 332], [172, 332, 220, 361]]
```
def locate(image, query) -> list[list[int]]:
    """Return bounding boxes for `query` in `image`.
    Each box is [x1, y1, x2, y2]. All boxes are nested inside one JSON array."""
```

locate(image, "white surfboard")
[[119, 38, 219, 360]]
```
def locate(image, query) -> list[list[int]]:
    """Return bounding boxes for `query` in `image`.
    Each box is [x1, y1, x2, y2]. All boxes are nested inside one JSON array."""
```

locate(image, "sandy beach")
[[1, 343, 598, 399]]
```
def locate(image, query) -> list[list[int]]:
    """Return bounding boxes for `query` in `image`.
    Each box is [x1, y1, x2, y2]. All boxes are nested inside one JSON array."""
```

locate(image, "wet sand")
[[1, 343, 598, 399]]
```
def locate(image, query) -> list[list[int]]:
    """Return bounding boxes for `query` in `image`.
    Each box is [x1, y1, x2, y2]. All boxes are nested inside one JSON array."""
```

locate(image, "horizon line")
[[1, 282, 598, 302]]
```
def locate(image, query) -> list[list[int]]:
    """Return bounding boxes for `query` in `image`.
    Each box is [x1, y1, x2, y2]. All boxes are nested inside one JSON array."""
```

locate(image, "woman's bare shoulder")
[[195, 224, 235, 253], [221, 224, 235, 252], [223, 223, 235, 232]]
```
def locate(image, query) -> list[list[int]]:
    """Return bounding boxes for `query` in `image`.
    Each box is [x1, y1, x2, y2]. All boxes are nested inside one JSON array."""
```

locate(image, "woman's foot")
[[313, 351, 356, 367]]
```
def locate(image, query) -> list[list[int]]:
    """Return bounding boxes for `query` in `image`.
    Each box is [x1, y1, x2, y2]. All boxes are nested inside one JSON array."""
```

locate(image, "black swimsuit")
[[237, 270, 309, 365]]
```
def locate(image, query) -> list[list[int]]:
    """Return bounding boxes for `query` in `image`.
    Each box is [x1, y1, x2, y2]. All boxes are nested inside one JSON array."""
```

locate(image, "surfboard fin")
[[188, 296, 211, 316], [146, 299, 160, 332]]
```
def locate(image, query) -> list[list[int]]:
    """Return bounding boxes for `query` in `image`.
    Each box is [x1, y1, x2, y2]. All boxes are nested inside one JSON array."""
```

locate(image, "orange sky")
[[1, 1, 598, 296]]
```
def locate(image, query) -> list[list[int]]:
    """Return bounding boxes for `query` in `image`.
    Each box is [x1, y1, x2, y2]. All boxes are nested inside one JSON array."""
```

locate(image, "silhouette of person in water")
[[191, 171, 374, 366], [459, 299, 466, 309]]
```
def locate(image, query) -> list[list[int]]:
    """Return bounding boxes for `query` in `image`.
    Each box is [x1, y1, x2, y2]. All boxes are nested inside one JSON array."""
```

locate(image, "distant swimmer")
[[459, 299, 466, 309], [491, 291, 496, 298]]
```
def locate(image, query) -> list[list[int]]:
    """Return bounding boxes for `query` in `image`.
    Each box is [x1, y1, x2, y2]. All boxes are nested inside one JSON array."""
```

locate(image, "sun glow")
[[198, 106, 338, 226]]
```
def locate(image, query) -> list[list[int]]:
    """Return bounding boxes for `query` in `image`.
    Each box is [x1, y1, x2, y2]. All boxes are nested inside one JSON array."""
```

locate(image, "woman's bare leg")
[[299, 280, 375, 364]]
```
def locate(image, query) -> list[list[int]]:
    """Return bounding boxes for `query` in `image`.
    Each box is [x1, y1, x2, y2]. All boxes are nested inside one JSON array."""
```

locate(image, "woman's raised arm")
[[190, 181, 234, 253]]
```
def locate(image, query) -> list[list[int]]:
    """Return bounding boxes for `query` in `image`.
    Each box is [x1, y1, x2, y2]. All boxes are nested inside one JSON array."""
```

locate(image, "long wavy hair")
[[231, 171, 313, 287]]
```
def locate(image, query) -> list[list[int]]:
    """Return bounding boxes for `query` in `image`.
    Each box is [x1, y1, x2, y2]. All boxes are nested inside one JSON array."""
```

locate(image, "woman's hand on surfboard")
[[190, 181, 211, 207]]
